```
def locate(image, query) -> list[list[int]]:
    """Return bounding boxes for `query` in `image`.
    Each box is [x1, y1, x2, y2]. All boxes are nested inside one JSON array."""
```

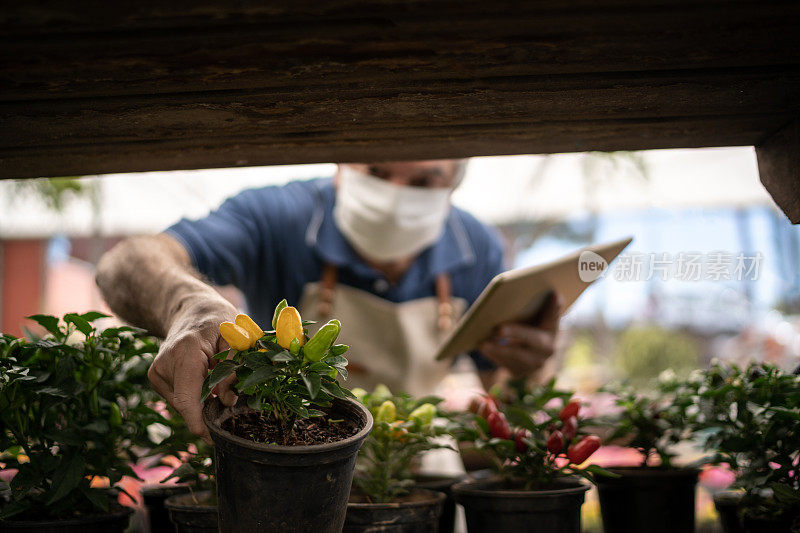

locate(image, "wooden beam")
[[1, 114, 783, 179], [756, 118, 800, 223]]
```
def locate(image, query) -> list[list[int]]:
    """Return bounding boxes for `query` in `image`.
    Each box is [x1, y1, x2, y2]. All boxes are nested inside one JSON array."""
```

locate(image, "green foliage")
[[615, 326, 699, 386], [691, 361, 800, 523], [0, 312, 162, 519], [156, 411, 216, 505], [201, 303, 354, 445], [353, 386, 451, 503], [600, 371, 697, 468], [454, 379, 609, 490]]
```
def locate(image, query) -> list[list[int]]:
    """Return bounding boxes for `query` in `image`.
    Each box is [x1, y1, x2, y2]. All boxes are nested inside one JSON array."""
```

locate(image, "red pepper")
[[567, 435, 601, 464], [559, 400, 581, 421], [487, 411, 511, 440], [547, 430, 564, 454], [562, 416, 578, 440], [476, 398, 498, 420], [514, 428, 530, 453]]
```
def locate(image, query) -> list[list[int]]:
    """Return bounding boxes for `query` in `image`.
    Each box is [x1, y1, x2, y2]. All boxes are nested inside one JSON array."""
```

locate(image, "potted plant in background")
[[452, 383, 606, 533], [201, 302, 372, 532], [345, 386, 449, 532], [595, 373, 700, 533], [0, 312, 162, 531], [695, 361, 800, 533], [161, 440, 218, 533]]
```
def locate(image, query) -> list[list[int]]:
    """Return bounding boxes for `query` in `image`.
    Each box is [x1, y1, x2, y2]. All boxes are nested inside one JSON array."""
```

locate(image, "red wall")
[[1, 240, 45, 337]]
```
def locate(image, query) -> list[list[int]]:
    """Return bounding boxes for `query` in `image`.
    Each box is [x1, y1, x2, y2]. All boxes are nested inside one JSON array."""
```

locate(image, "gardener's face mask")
[[333, 164, 453, 262]]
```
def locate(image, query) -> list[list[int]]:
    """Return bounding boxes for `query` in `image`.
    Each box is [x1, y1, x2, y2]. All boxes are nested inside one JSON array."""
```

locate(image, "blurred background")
[[2, 146, 798, 530]]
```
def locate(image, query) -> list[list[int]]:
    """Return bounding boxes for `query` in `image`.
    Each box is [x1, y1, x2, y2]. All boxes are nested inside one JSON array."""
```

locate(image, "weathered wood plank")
[[756, 118, 800, 223], [1, 1, 798, 101], [2, 68, 798, 149], [0, 114, 784, 179]]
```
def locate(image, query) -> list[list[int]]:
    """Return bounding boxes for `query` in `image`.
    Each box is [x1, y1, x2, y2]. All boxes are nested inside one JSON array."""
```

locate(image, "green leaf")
[[79, 311, 111, 322], [161, 463, 197, 484], [27, 314, 61, 336], [238, 365, 276, 391], [81, 485, 110, 512], [201, 360, 238, 402], [0, 499, 31, 519], [302, 372, 321, 400], [271, 351, 293, 363], [584, 464, 621, 478], [212, 350, 230, 361], [64, 313, 93, 336], [84, 420, 110, 433], [47, 454, 85, 504], [324, 355, 348, 366], [10, 464, 42, 501], [330, 344, 349, 356]]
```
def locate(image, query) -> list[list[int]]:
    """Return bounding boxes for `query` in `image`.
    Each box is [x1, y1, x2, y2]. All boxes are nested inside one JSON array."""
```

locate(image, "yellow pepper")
[[219, 321, 252, 351], [235, 313, 264, 348], [375, 400, 396, 424], [276, 306, 305, 350]]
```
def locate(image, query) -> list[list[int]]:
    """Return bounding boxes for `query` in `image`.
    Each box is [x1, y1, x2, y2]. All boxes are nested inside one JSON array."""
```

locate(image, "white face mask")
[[333, 166, 452, 262]]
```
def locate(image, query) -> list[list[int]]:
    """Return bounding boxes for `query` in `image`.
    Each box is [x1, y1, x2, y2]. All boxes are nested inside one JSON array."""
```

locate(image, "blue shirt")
[[166, 178, 504, 368]]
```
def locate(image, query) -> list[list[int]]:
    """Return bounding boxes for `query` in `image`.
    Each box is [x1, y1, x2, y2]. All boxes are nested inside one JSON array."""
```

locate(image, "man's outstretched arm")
[[96, 233, 238, 442]]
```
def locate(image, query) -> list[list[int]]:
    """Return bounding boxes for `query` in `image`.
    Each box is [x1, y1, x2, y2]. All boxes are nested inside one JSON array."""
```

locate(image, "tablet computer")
[[434, 237, 633, 361]]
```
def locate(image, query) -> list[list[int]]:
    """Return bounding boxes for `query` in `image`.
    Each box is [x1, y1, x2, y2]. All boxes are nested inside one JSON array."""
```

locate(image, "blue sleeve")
[[164, 180, 321, 308]]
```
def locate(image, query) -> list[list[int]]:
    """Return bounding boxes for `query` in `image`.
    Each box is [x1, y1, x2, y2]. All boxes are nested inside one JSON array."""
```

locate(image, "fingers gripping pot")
[[203, 396, 373, 533]]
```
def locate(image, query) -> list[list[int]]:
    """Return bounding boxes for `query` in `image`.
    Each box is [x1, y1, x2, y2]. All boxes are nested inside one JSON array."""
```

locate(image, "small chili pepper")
[[375, 400, 397, 424], [559, 400, 581, 422], [390, 420, 409, 442], [514, 428, 530, 453], [547, 430, 564, 454], [219, 321, 252, 351], [303, 319, 341, 362], [567, 435, 601, 464], [272, 299, 288, 329], [476, 398, 498, 420], [276, 306, 305, 350], [409, 403, 436, 426], [373, 384, 392, 402], [487, 411, 511, 440], [109, 403, 122, 427], [235, 313, 264, 348], [562, 416, 578, 440]]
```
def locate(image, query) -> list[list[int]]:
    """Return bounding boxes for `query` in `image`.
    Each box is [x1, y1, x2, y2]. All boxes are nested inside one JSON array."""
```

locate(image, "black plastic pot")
[[343, 488, 446, 533], [0, 507, 133, 533], [596, 466, 699, 533], [204, 396, 373, 533], [412, 473, 464, 533], [141, 484, 191, 533], [452, 476, 589, 533], [164, 491, 218, 533], [741, 513, 797, 533], [714, 491, 745, 533]]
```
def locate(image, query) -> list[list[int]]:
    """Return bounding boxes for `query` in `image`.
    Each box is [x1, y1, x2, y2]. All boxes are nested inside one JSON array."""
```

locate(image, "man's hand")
[[478, 292, 562, 376], [147, 295, 239, 444]]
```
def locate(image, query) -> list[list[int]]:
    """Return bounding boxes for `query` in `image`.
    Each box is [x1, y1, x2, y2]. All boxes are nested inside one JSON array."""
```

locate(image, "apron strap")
[[318, 264, 454, 332]]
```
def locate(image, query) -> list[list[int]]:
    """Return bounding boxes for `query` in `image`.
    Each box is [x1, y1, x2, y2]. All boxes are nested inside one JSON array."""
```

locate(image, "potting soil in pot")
[[222, 409, 360, 445]]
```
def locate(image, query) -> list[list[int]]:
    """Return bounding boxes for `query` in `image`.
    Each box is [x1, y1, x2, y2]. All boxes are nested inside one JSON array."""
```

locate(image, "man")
[[96, 160, 560, 441]]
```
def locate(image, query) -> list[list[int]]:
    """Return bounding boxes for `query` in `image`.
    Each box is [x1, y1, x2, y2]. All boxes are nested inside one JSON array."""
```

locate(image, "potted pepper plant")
[[451, 382, 606, 533], [595, 373, 701, 533], [694, 361, 800, 533], [161, 439, 218, 533], [345, 386, 450, 532], [0, 312, 162, 531], [201, 301, 373, 532]]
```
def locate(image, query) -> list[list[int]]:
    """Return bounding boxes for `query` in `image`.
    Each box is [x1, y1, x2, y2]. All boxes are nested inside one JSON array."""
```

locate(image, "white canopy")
[[0, 147, 776, 238]]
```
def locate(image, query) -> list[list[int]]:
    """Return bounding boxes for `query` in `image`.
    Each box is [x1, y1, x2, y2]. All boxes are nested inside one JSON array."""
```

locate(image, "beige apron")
[[297, 266, 467, 397]]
